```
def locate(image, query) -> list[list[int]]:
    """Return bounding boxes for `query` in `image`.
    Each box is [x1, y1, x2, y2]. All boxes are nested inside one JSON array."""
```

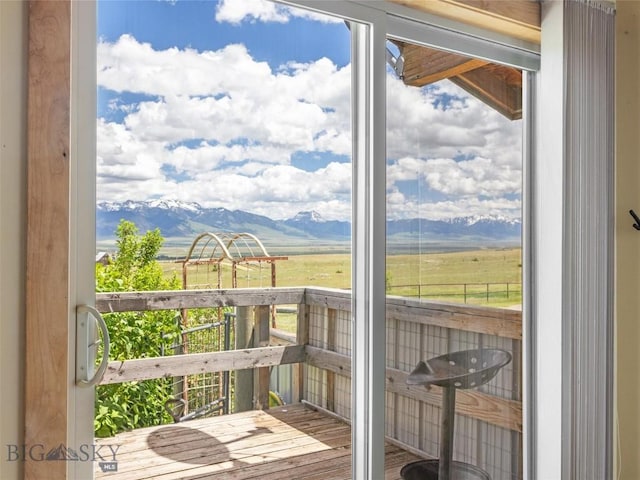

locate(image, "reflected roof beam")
[[450, 65, 522, 120], [387, 0, 541, 44], [400, 42, 488, 86]]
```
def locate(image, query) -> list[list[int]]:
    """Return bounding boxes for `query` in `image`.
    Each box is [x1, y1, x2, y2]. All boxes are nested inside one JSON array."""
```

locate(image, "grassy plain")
[[387, 247, 522, 305], [161, 247, 522, 317]]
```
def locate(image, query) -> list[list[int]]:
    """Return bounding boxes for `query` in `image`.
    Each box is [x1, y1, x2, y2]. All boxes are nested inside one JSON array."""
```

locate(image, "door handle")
[[76, 304, 110, 387]]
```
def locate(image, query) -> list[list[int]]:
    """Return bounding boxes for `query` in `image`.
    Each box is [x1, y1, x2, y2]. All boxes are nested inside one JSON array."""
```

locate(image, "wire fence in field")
[[387, 282, 522, 305]]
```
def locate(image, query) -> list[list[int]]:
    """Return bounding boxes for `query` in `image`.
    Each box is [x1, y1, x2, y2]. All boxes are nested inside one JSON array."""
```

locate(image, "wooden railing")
[[96, 286, 523, 478], [96, 287, 306, 409], [300, 287, 522, 479]]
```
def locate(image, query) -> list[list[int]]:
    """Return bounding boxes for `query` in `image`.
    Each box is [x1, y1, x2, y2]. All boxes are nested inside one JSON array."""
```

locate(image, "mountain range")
[[97, 200, 521, 247]]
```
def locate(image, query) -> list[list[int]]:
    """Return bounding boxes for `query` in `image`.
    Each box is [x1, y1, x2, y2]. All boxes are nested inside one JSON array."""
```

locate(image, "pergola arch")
[[181, 233, 288, 326], [182, 232, 287, 288]]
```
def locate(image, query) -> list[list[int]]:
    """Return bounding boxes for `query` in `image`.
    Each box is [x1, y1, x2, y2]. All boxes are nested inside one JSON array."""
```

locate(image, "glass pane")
[[95, 1, 352, 477], [386, 38, 523, 480]]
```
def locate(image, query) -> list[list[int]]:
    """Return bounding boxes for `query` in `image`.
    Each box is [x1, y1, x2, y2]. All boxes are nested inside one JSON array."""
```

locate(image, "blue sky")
[[96, 0, 522, 222], [99, 1, 350, 66]]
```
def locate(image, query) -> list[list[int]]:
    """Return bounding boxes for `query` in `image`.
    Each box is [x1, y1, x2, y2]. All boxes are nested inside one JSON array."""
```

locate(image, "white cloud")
[[98, 38, 272, 97], [424, 157, 520, 196], [97, 119, 165, 181], [215, 0, 343, 25], [216, 0, 289, 23], [97, 33, 523, 222], [168, 162, 352, 220], [386, 75, 521, 162], [387, 156, 521, 198], [386, 194, 522, 222], [98, 36, 351, 164]]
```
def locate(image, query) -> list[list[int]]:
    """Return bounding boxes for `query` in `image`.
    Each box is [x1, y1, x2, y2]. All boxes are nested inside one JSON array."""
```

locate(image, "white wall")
[[0, 2, 27, 479]]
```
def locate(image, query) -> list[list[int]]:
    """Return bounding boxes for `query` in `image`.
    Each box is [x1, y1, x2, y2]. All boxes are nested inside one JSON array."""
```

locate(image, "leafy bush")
[[95, 220, 181, 437]]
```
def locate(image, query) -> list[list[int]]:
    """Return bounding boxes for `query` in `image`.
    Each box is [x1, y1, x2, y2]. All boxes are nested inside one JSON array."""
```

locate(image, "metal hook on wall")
[[629, 210, 640, 231]]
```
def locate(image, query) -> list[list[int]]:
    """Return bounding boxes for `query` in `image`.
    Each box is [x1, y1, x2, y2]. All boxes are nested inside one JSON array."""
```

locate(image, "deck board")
[[95, 404, 422, 479]]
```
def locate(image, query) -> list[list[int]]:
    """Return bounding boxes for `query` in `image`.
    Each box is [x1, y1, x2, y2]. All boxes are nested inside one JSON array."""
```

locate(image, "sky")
[[96, 0, 522, 222]]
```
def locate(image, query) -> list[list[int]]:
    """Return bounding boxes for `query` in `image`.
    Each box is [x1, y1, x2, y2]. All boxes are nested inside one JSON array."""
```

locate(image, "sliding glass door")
[[385, 37, 525, 479], [83, 1, 539, 478]]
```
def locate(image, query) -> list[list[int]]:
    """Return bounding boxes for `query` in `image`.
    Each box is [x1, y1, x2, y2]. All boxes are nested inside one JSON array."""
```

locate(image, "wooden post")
[[294, 303, 310, 403], [326, 308, 337, 412], [25, 2, 70, 479], [234, 306, 253, 412], [254, 305, 271, 409], [232, 262, 237, 288], [271, 262, 277, 327], [180, 260, 189, 329]]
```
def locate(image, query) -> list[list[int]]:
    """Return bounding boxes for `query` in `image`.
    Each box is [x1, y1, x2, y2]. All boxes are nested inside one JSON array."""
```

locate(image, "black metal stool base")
[[402, 349, 511, 480], [400, 460, 491, 480]]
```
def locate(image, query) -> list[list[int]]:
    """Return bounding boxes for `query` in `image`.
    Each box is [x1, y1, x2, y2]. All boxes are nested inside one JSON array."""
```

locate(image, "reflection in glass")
[[386, 39, 524, 480]]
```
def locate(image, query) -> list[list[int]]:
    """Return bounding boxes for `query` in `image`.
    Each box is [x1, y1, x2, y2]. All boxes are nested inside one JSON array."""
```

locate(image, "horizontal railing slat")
[[99, 345, 305, 385], [304, 287, 352, 311], [303, 288, 521, 339], [386, 301, 522, 340], [305, 346, 521, 432], [96, 287, 520, 339], [96, 287, 306, 313]]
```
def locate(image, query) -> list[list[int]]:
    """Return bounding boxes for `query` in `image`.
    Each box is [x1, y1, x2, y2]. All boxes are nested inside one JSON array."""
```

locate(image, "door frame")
[[25, 2, 96, 479], [25, 2, 72, 479], [69, 1, 98, 479], [26, 1, 542, 479]]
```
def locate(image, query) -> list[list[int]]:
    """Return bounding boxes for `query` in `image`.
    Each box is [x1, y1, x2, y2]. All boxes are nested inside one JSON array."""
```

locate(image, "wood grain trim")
[[406, 57, 487, 87], [388, 0, 540, 44], [400, 43, 489, 86], [98, 345, 306, 385], [25, 2, 70, 479]]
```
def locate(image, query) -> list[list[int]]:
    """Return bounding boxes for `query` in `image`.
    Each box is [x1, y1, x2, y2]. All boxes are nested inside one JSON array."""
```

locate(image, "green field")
[[161, 247, 522, 330], [387, 247, 522, 306]]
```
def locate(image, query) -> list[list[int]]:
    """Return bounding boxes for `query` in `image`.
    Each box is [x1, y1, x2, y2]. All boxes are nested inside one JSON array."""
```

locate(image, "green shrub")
[[95, 220, 181, 437]]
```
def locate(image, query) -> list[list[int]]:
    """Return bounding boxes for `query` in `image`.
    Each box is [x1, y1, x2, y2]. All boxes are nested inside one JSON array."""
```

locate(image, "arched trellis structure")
[[173, 233, 287, 417], [181, 232, 288, 324]]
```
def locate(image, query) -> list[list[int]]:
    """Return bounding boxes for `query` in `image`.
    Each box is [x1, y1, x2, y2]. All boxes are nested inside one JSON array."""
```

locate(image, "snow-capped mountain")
[[96, 200, 299, 240], [96, 201, 521, 245], [446, 214, 521, 226], [146, 199, 202, 212], [284, 211, 351, 239], [289, 211, 326, 223], [99, 199, 201, 212]]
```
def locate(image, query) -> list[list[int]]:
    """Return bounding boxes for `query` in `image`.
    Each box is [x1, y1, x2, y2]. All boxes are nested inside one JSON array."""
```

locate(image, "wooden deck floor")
[[95, 404, 421, 479]]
